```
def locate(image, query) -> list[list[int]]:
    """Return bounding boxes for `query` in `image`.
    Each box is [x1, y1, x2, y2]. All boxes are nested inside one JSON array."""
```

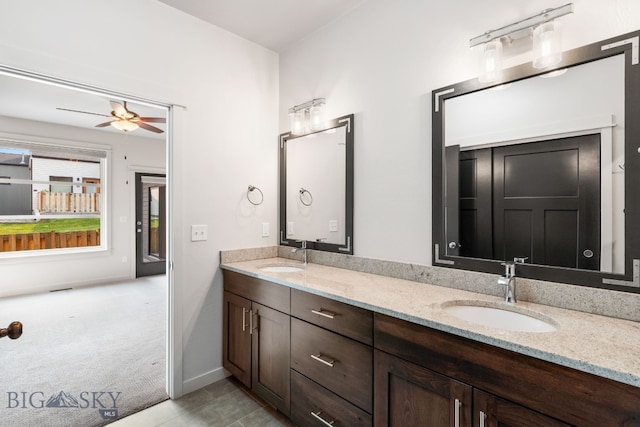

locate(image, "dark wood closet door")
[[493, 134, 600, 270]]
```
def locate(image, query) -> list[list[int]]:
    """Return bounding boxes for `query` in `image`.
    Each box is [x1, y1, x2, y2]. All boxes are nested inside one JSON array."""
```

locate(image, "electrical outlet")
[[287, 221, 294, 236], [191, 225, 208, 242], [329, 220, 338, 232], [262, 222, 270, 237]]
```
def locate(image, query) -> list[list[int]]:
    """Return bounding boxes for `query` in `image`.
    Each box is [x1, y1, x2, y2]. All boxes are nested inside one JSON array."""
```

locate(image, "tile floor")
[[111, 377, 294, 427]]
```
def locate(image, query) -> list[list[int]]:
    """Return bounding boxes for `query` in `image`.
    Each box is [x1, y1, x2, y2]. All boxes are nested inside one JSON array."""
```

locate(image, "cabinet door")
[[474, 389, 571, 427], [252, 302, 291, 416], [374, 350, 472, 427], [223, 291, 252, 388]]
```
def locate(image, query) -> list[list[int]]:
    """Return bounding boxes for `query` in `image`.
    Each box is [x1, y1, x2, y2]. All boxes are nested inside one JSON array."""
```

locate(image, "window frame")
[[0, 136, 110, 258]]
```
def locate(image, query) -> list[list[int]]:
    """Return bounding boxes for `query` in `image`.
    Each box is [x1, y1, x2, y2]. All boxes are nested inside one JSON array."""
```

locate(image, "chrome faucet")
[[498, 257, 527, 304], [293, 240, 307, 265]]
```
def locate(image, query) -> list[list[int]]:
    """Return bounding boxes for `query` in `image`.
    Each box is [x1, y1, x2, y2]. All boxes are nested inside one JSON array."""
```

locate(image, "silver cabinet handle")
[[242, 307, 247, 332], [479, 410, 486, 427], [310, 410, 335, 427], [310, 353, 335, 367], [311, 309, 336, 319], [249, 309, 254, 335], [454, 398, 461, 427]]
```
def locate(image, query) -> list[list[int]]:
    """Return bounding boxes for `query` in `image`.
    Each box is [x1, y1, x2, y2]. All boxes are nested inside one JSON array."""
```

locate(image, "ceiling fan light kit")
[[57, 100, 166, 134], [110, 119, 139, 132]]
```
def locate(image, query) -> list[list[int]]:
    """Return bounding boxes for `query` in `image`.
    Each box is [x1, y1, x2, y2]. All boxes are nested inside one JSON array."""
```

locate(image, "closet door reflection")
[[136, 173, 166, 277]]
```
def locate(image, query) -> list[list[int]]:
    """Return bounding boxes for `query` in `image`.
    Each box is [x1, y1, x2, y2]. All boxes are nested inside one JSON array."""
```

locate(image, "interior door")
[[458, 148, 493, 259], [136, 173, 166, 277], [445, 145, 461, 256], [493, 135, 600, 270]]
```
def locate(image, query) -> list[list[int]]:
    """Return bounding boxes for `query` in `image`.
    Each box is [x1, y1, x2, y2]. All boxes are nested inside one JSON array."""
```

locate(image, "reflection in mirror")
[[280, 114, 354, 254], [433, 30, 640, 290], [444, 55, 624, 274]]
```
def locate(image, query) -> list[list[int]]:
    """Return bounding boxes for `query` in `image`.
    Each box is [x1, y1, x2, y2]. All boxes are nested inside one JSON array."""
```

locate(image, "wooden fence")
[[37, 192, 100, 213], [0, 230, 100, 252]]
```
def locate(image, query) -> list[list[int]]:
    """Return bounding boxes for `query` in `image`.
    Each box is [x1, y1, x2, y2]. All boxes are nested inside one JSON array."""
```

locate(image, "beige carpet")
[[0, 275, 168, 427]]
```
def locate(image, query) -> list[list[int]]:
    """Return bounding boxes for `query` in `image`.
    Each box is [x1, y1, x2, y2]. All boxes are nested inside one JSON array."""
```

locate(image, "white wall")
[[0, 0, 279, 395], [279, 0, 640, 265]]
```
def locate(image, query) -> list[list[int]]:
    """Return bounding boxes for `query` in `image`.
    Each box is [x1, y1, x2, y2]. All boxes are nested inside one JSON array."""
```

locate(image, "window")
[[50, 176, 73, 193], [0, 141, 107, 255]]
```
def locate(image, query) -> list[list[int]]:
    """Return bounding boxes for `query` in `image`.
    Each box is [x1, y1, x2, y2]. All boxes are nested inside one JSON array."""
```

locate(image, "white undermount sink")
[[259, 264, 305, 273], [441, 300, 557, 333]]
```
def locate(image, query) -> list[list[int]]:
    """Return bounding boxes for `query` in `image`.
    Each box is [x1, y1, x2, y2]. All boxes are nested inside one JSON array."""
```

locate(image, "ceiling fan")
[[57, 100, 166, 134]]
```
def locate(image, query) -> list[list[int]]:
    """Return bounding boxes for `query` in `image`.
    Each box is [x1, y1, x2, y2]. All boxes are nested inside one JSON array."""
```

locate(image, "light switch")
[[262, 222, 270, 237], [329, 220, 338, 232], [191, 225, 208, 242], [287, 221, 294, 236]]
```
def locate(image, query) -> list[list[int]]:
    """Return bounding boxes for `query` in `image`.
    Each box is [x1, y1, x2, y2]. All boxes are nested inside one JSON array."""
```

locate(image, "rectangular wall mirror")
[[432, 30, 640, 292], [279, 114, 354, 254]]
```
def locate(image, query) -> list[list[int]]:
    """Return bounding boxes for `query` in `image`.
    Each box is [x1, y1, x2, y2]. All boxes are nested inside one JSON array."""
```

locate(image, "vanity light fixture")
[[470, 3, 573, 82], [288, 98, 326, 135]]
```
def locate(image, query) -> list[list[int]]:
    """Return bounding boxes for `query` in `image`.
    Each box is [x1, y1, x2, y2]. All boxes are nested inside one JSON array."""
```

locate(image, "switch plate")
[[191, 225, 208, 242], [262, 222, 270, 237], [329, 220, 338, 232], [287, 221, 294, 236]]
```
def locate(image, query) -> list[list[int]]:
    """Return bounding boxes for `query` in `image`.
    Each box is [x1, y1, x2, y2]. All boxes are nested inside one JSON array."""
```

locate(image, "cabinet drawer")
[[223, 270, 290, 314], [291, 318, 372, 413], [291, 370, 372, 427], [291, 288, 373, 345]]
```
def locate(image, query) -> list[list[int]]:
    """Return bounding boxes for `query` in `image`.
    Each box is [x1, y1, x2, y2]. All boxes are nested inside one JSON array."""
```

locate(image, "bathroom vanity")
[[221, 257, 640, 427]]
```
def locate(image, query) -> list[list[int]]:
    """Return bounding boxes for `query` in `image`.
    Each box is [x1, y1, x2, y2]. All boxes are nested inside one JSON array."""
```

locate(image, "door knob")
[[1, 321, 23, 340], [449, 241, 461, 249]]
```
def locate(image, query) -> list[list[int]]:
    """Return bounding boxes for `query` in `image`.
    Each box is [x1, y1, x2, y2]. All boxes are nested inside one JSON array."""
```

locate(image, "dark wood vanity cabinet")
[[223, 271, 291, 416], [374, 312, 640, 427], [290, 289, 374, 427], [374, 349, 472, 426], [223, 269, 640, 426]]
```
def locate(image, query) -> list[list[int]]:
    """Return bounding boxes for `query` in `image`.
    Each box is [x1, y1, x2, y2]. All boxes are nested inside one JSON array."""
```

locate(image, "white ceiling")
[[157, 0, 367, 52], [0, 73, 167, 140], [0, 2, 363, 138]]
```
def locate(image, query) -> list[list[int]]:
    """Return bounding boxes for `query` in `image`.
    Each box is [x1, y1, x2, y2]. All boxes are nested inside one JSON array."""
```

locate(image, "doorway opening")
[[136, 173, 167, 277]]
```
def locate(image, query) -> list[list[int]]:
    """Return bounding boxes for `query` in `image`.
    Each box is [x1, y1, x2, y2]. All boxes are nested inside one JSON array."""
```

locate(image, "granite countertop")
[[221, 257, 640, 388]]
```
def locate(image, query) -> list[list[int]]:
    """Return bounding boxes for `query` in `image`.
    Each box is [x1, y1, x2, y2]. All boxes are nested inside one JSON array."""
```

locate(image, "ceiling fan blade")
[[139, 117, 166, 123], [138, 122, 164, 134], [56, 107, 112, 118], [95, 121, 114, 128], [110, 101, 134, 119]]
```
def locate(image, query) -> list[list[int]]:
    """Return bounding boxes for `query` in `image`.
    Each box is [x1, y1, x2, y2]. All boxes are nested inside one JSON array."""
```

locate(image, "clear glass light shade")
[[290, 110, 306, 135], [478, 39, 503, 83], [309, 104, 325, 131], [110, 120, 139, 132], [533, 21, 563, 69]]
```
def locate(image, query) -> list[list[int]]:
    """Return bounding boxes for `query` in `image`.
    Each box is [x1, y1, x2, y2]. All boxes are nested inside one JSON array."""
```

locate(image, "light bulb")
[[290, 110, 305, 135], [533, 20, 562, 69], [478, 39, 503, 83], [309, 104, 325, 131]]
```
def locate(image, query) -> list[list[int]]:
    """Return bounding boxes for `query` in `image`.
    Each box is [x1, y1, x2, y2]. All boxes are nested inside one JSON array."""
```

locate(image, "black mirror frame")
[[432, 30, 640, 293], [279, 114, 354, 255]]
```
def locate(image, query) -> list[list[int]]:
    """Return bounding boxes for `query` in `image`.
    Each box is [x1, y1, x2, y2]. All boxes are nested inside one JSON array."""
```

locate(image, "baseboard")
[[182, 367, 229, 395]]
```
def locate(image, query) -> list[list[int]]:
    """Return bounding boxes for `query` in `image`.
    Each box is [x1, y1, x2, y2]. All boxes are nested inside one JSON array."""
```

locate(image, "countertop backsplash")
[[219, 246, 640, 322]]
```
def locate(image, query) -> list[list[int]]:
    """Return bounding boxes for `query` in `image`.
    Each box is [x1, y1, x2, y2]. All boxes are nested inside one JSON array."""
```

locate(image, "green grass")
[[0, 218, 100, 235]]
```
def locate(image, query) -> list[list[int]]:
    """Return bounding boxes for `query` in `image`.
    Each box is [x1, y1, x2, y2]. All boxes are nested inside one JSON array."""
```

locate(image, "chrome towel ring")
[[247, 185, 264, 206], [299, 188, 313, 206]]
